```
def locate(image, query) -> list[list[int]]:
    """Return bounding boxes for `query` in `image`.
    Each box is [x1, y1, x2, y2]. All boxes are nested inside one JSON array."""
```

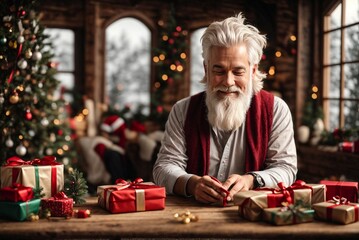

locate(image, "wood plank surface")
[[1, 195, 359, 239]]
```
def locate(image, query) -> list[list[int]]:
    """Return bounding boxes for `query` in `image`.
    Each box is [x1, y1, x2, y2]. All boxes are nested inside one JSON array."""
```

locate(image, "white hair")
[[200, 13, 267, 93]]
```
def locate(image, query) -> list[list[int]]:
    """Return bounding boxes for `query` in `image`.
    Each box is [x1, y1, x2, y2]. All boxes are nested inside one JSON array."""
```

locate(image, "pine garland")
[[64, 168, 88, 205]]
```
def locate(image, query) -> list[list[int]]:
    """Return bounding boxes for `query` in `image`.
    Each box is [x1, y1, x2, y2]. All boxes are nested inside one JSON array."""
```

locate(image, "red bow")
[[5, 156, 60, 166], [53, 191, 69, 200], [332, 195, 348, 205]]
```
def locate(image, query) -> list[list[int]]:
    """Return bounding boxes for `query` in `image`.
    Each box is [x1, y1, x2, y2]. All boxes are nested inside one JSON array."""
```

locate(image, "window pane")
[[344, 24, 359, 61], [344, 63, 359, 98], [330, 3, 342, 30], [44, 29, 74, 71], [328, 100, 340, 130], [328, 30, 342, 64], [190, 27, 206, 95], [105, 18, 151, 114], [53, 73, 74, 102], [344, 100, 359, 129], [345, 0, 359, 25], [327, 65, 341, 98]]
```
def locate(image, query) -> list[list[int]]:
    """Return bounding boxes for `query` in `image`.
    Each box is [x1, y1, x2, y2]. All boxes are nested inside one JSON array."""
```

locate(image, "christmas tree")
[[0, 0, 76, 172], [151, 5, 188, 127]]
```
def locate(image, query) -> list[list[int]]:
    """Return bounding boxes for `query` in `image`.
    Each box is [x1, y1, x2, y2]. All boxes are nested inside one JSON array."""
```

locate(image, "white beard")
[[206, 77, 253, 131]]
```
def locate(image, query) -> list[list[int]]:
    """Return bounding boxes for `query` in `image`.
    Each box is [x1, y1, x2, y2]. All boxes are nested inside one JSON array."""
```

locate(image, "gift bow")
[[53, 191, 69, 200], [332, 195, 348, 205], [5, 156, 60, 166], [259, 180, 313, 205]]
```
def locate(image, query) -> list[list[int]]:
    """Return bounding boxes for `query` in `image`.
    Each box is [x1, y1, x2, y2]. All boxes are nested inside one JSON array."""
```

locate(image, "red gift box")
[[41, 192, 73, 217], [0, 183, 33, 202], [97, 178, 166, 214], [320, 180, 358, 203]]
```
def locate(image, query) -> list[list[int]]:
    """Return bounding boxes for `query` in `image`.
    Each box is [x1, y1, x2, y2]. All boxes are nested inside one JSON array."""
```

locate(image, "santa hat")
[[101, 115, 127, 148]]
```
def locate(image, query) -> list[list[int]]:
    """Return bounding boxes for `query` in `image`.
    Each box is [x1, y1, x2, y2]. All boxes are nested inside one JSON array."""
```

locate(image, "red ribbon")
[[7, 43, 23, 83], [5, 156, 60, 166], [210, 176, 230, 207], [327, 196, 359, 221], [53, 191, 68, 200]]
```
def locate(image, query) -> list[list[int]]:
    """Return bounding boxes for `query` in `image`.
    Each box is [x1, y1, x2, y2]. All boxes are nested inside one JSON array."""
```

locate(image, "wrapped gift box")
[[233, 181, 325, 221], [41, 192, 73, 217], [313, 198, 359, 224], [263, 203, 314, 225], [0, 156, 64, 198], [319, 180, 358, 203], [0, 198, 41, 221], [0, 183, 33, 202], [97, 179, 166, 213]]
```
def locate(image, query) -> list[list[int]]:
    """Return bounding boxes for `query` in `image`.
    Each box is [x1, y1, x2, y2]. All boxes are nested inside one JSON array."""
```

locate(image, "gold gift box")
[[233, 183, 325, 221], [313, 201, 359, 224]]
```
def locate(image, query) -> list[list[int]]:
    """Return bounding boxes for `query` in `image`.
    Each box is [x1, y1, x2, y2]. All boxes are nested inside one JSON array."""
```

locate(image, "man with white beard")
[[153, 13, 297, 204]]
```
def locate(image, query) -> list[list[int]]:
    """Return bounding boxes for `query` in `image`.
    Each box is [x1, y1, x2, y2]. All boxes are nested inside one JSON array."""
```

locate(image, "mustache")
[[212, 86, 243, 94]]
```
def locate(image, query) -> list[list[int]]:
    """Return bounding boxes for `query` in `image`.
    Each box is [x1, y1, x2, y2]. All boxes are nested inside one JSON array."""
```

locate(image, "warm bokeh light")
[[170, 64, 176, 70], [312, 85, 318, 93], [312, 93, 318, 99], [162, 35, 168, 41], [275, 51, 282, 57], [177, 65, 183, 72], [180, 53, 187, 59], [268, 66, 275, 75], [159, 54, 165, 60], [153, 56, 159, 62], [290, 35, 297, 41], [162, 74, 168, 81]]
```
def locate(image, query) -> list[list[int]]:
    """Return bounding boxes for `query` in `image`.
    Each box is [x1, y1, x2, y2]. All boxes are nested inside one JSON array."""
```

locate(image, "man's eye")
[[214, 71, 225, 75], [233, 71, 245, 76]]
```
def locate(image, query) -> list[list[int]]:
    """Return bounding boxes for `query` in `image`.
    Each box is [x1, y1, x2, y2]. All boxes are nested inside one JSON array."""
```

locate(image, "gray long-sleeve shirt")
[[153, 95, 297, 194]]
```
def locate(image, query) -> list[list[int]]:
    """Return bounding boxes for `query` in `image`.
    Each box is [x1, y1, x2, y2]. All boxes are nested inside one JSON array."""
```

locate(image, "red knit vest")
[[184, 90, 274, 176]]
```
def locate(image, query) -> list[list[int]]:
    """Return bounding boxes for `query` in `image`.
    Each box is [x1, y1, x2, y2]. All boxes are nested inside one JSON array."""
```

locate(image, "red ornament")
[[58, 129, 63, 136], [25, 109, 32, 120], [168, 39, 174, 45], [157, 106, 163, 114]]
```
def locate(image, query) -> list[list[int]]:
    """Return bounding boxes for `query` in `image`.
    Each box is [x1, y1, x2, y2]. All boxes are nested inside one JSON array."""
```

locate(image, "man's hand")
[[187, 175, 227, 204], [222, 174, 254, 201]]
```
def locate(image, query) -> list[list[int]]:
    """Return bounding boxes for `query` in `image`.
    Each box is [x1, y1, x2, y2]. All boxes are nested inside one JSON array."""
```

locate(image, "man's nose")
[[223, 72, 235, 87]]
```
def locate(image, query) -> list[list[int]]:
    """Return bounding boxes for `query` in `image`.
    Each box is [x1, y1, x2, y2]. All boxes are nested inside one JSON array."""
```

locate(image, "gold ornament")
[[174, 210, 199, 224], [9, 93, 19, 104]]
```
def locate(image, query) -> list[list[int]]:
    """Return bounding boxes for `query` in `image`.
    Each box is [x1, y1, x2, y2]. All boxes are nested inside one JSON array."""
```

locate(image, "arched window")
[[44, 28, 75, 103], [105, 17, 151, 114], [190, 27, 206, 95]]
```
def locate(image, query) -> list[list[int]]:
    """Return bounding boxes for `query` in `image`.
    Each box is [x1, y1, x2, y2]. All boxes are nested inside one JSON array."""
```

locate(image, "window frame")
[[322, 0, 359, 130]]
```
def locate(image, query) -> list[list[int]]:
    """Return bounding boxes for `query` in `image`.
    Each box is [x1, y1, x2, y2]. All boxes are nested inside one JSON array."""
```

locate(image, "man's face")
[[205, 44, 256, 99], [204, 44, 256, 131]]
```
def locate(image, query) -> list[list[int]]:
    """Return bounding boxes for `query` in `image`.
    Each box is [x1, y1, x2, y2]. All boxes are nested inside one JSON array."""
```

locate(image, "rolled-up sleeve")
[[152, 98, 193, 194]]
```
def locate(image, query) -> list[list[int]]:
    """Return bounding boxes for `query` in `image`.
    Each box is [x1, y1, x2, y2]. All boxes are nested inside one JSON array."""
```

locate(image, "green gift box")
[[263, 206, 315, 225], [0, 199, 41, 221]]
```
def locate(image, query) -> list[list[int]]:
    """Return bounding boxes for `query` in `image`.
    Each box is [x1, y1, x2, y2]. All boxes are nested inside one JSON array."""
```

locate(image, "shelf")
[[297, 145, 359, 183]]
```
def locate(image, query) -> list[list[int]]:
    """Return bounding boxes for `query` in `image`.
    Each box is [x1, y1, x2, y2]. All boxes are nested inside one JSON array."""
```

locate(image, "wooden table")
[[1, 196, 359, 239]]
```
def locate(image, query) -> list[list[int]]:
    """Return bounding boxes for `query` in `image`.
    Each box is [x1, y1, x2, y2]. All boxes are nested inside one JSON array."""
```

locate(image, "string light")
[[159, 54, 165, 61], [275, 51, 282, 58], [268, 66, 275, 75], [162, 74, 168, 81], [153, 56, 159, 63], [170, 64, 176, 70], [290, 35, 296, 41]]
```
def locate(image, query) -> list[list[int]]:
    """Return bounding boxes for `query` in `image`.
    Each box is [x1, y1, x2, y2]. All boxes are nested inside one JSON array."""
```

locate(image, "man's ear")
[[252, 64, 258, 79], [203, 61, 207, 74]]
